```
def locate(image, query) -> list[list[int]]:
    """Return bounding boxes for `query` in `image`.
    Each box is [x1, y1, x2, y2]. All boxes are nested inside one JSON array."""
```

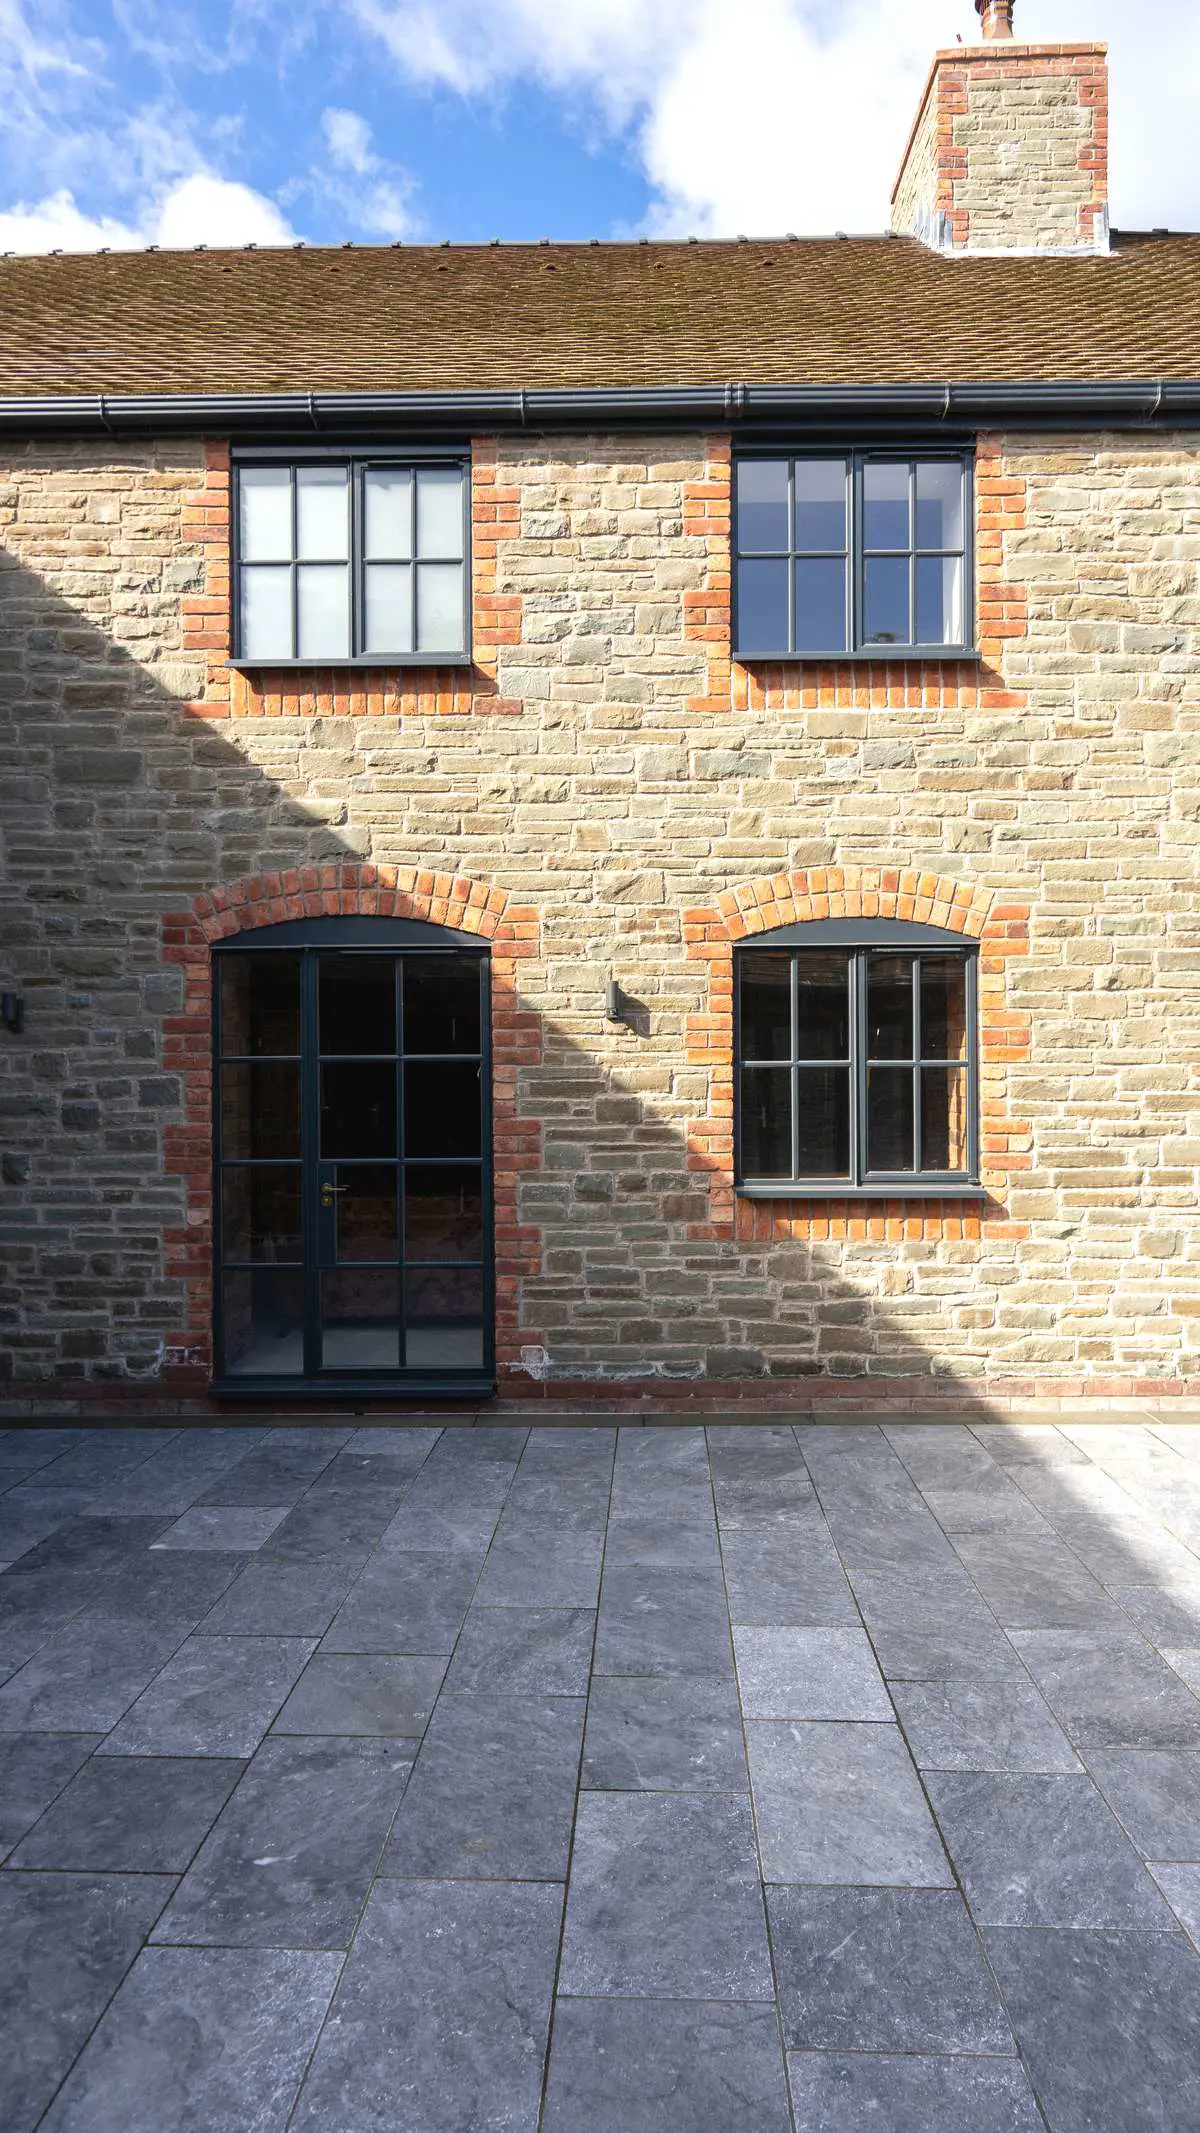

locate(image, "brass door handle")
[[320, 1185, 347, 1207]]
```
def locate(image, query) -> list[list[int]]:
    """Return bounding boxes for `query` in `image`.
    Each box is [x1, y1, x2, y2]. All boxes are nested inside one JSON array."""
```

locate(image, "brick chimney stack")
[[891, 5, 1109, 253]]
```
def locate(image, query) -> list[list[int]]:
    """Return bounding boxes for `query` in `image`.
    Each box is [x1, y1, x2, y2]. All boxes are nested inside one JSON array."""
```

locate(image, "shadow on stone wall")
[[0, 550, 1010, 1411]]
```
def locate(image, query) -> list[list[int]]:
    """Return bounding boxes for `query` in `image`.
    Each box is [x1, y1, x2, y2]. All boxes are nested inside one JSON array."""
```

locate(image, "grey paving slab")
[[344, 1424, 443, 1458], [273, 1652, 444, 1736], [849, 1568, 1025, 1681], [582, 1673, 747, 1791], [718, 1517, 859, 1626], [0, 1871, 173, 2133], [18, 1513, 173, 1578], [82, 1433, 266, 1514], [29, 1434, 177, 1492], [891, 1677, 1081, 1772], [951, 1529, 1125, 1630], [381, 1690, 583, 1880], [1148, 1863, 1200, 1950], [1051, 1513, 1200, 1587], [733, 1626, 892, 1720], [925, 1771, 1172, 1927], [1165, 1644, 1200, 1692], [1086, 1746, 1200, 1859], [257, 1490, 394, 1566], [38, 1945, 341, 2133], [322, 1549, 482, 1654], [768, 1885, 1012, 2055], [154, 1736, 412, 1949], [1012, 1627, 1200, 1749], [150, 1505, 290, 1552], [445, 1605, 595, 1695], [198, 1556, 363, 1636], [559, 1790, 773, 2000], [0, 1500, 81, 1571], [968, 1424, 1089, 1467], [197, 1435, 345, 1505], [603, 1508, 722, 1567], [471, 1516, 607, 1608], [100, 1634, 316, 1756], [746, 1721, 953, 1887], [378, 1499, 503, 1553], [985, 1925, 1200, 2133], [0, 1733, 101, 1860], [594, 1562, 733, 1677], [290, 1878, 559, 2133], [786, 2052, 1045, 2133], [0, 1613, 192, 1734], [9, 1755, 242, 1871], [1116, 1583, 1200, 1643], [921, 1477, 1050, 1535], [86, 1551, 246, 1627], [542, 1998, 792, 2133]]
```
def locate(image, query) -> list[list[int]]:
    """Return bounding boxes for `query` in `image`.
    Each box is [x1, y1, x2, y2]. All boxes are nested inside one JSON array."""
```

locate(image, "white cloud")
[[305, 105, 418, 238], [0, 171, 297, 253], [350, 0, 1200, 235]]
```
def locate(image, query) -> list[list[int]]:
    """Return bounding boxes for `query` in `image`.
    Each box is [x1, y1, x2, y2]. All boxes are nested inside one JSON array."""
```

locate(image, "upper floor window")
[[734, 452, 972, 660], [735, 921, 979, 1196], [233, 454, 469, 666]]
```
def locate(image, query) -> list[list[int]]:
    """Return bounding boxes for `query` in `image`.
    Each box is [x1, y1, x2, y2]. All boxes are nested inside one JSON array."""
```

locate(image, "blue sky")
[[1, 1, 1195, 254]]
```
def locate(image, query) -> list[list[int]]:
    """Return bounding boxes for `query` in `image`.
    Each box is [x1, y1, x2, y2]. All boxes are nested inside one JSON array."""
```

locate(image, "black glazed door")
[[214, 927, 492, 1390]]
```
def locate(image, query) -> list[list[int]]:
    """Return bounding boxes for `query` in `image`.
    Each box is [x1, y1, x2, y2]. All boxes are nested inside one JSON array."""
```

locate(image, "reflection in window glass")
[[736, 460, 789, 553], [916, 555, 962, 647], [364, 564, 413, 656], [919, 957, 968, 1061], [364, 468, 412, 558], [741, 1067, 792, 1176], [404, 958, 481, 1055], [737, 558, 789, 653], [795, 558, 847, 653], [239, 468, 291, 561], [863, 462, 910, 550], [416, 469, 464, 558], [921, 1065, 968, 1171], [796, 1068, 851, 1176], [320, 958, 396, 1055], [416, 563, 465, 653], [297, 565, 350, 659], [740, 955, 791, 1061], [240, 566, 291, 659], [864, 556, 910, 646], [916, 461, 964, 549], [868, 1065, 915, 1171], [867, 956, 914, 1059], [296, 466, 349, 560], [796, 953, 850, 1059], [795, 460, 847, 551]]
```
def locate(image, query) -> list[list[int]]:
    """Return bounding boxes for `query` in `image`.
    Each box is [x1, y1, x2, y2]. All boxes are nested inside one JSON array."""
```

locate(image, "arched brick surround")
[[683, 866, 1032, 1243], [159, 864, 541, 1380]]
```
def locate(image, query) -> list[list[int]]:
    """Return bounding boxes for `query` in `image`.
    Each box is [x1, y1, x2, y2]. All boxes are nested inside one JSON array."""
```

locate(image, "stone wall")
[[1, 426, 1198, 1398]]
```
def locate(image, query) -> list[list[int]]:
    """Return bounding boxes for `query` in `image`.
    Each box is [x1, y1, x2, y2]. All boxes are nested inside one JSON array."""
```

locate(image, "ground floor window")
[[735, 922, 979, 1195]]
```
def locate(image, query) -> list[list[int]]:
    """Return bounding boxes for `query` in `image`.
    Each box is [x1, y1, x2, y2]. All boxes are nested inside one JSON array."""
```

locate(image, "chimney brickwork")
[[892, 18, 1109, 255]]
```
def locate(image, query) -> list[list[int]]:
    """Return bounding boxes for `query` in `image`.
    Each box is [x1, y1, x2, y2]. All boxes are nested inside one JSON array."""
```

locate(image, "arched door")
[[212, 917, 493, 1395]]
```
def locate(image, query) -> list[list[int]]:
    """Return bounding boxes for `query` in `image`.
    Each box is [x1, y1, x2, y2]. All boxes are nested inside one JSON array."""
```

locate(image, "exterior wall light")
[[1, 993, 24, 1034]]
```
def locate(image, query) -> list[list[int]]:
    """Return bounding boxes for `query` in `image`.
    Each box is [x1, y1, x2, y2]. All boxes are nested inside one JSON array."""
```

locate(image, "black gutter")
[[0, 380, 1194, 433]]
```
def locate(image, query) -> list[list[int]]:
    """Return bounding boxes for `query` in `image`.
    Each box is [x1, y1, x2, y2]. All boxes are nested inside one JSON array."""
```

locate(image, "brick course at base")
[[1, 429, 1199, 1403]]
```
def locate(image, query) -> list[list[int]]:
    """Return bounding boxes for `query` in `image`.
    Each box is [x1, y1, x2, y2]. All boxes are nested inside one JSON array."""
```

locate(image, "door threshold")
[[209, 1376, 497, 1403]]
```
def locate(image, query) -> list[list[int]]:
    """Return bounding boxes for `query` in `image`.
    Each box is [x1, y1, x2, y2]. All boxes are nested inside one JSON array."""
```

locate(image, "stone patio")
[[3, 1417, 1200, 2131]]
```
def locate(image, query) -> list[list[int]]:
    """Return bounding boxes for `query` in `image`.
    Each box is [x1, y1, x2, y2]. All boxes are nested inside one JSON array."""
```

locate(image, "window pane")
[[915, 461, 964, 549], [404, 958, 481, 1055], [795, 557, 847, 653], [297, 564, 350, 659], [740, 1067, 792, 1177], [921, 1065, 969, 1171], [319, 957, 396, 1055], [739, 954, 791, 1061], [321, 1062, 398, 1159], [796, 952, 851, 1059], [364, 468, 413, 559], [867, 1066, 915, 1171], [416, 469, 464, 559], [333, 1165, 399, 1263], [416, 563, 465, 653], [867, 955, 914, 1059], [364, 563, 413, 656], [405, 1166, 483, 1261], [219, 953, 299, 1056], [737, 460, 788, 553], [863, 556, 910, 647], [240, 566, 292, 659], [405, 1062, 483, 1158], [238, 468, 292, 561], [321, 1269, 400, 1370], [220, 1063, 300, 1160], [221, 1167, 302, 1263], [919, 957, 968, 1061], [737, 559, 788, 654], [296, 465, 349, 559], [863, 461, 910, 550], [223, 1269, 304, 1376], [405, 1269, 484, 1369], [796, 1067, 851, 1177], [916, 554, 963, 645], [795, 460, 847, 551]]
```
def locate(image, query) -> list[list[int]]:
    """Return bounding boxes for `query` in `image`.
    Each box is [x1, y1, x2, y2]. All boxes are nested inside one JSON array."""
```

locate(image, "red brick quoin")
[[159, 866, 542, 1383], [683, 867, 1033, 1246]]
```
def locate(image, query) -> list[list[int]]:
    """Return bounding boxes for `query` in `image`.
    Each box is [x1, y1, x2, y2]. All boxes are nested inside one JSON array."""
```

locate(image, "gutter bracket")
[[942, 384, 952, 422], [724, 381, 747, 421], [97, 395, 113, 434], [307, 392, 320, 431]]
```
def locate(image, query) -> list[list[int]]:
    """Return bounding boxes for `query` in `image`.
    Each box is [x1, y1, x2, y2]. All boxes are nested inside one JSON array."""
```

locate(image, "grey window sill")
[[227, 655, 474, 672], [737, 1182, 987, 1201], [734, 647, 980, 666]]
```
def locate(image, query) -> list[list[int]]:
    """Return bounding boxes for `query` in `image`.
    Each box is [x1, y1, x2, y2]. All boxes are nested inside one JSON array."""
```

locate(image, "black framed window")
[[233, 453, 470, 665], [735, 922, 980, 1196], [734, 452, 972, 659]]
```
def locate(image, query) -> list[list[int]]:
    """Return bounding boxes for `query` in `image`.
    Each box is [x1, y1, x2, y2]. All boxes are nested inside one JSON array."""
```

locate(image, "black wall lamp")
[[1, 993, 23, 1035], [605, 978, 628, 1024]]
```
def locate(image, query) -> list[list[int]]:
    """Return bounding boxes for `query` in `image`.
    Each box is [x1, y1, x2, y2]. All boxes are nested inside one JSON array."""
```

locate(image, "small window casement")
[[233, 452, 470, 666], [735, 921, 981, 1197], [734, 451, 972, 660]]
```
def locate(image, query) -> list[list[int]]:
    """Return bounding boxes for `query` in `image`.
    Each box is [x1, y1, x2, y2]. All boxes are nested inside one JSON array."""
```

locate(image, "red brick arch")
[[683, 867, 1031, 1243], [159, 864, 541, 1381]]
